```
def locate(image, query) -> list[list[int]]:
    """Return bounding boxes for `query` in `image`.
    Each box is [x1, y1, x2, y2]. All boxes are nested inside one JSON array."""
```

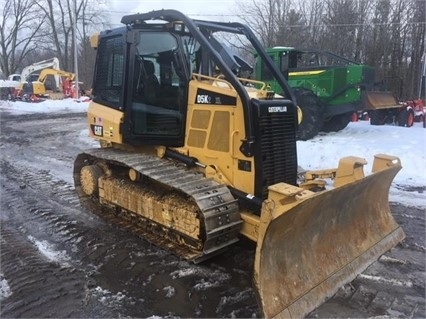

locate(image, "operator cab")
[[92, 23, 193, 146], [130, 30, 188, 141], [91, 20, 256, 147]]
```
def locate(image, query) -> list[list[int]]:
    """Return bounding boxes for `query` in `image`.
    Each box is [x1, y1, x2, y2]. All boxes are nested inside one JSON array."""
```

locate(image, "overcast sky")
[[109, 0, 238, 26]]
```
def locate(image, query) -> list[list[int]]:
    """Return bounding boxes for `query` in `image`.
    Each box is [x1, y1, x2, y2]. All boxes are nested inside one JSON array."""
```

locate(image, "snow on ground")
[[0, 80, 19, 88], [1, 98, 425, 208], [27, 235, 71, 267], [0, 274, 12, 301], [297, 121, 426, 208], [0, 98, 89, 114]]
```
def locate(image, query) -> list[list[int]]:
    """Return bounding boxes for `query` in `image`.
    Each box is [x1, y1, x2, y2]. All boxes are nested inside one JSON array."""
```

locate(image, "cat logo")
[[91, 125, 103, 136]]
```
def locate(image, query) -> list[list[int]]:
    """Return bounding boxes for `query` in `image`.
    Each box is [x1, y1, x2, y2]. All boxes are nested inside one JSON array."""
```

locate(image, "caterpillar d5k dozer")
[[74, 10, 405, 318]]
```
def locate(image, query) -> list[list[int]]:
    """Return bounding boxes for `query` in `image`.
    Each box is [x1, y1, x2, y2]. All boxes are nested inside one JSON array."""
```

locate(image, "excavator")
[[14, 68, 76, 101], [73, 10, 405, 318], [4, 57, 61, 101], [8, 57, 60, 83]]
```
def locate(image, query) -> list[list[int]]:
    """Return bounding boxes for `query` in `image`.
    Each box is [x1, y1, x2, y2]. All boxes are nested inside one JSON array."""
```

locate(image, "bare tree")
[[275, 3, 309, 47], [321, 0, 358, 57], [406, 0, 426, 98], [236, 0, 279, 47], [34, 0, 75, 71], [365, 0, 392, 72], [353, 0, 373, 62], [0, 0, 46, 77], [383, 0, 426, 98], [299, 0, 325, 46], [233, 0, 424, 98], [32, 0, 107, 83], [77, 0, 108, 89]]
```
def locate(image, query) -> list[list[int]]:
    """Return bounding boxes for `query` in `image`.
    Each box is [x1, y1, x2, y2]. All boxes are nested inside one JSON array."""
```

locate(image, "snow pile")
[[297, 121, 426, 208], [0, 98, 89, 114], [0, 80, 19, 88]]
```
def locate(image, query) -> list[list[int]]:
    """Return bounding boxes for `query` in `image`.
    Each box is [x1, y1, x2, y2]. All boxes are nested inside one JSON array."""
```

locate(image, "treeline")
[[0, 0, 108, 89], [237, 0, 425, 99], [1, 0, 425, 99]]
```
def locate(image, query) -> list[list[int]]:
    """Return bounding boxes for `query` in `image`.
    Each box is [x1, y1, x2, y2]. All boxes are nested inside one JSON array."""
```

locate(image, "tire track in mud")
[[0, 160, 122, 318], [1, 159, 259, 318], [0, 224, 87, 318]]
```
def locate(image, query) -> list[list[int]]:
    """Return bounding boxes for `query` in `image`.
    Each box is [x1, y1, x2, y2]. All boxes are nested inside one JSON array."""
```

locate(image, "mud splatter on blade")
[[254, 156, 404, 318]]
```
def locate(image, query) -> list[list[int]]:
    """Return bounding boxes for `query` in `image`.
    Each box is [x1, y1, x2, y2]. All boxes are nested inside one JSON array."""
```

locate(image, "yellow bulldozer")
[[73, 10, 405, 318]]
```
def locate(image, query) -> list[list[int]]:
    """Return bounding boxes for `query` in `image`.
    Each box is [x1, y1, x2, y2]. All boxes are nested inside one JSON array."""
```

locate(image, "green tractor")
[[255, 47, 400, 140]]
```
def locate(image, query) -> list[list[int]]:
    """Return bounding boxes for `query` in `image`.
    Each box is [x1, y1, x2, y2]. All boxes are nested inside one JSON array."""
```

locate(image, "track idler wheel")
[[80, 165, 104, 196]]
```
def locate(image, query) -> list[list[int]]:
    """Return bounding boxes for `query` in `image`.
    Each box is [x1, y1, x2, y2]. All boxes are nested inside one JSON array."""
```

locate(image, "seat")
[[142, 60, 159, 104], [133, 59, 159, 101]]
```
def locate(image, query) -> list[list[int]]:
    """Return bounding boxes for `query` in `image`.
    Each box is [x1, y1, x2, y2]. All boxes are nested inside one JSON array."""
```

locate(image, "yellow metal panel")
[[289, 70, 325, 76], [231, 94, 255, 194], [254, 156, 404, 318], [32, 82, 45, 94], [183, 79, 255, 195], [87, 101, 124, 144], [364, 91, 400, 109], [187, 129, 207, 148], [207, 111, 230, 152], [191, 109, 211, 129], [90, 33, 99, 48], [239, 211, 260, 242]]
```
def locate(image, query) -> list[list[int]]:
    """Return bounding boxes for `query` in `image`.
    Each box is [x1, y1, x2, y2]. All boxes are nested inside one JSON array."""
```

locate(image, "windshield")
[[137, 32, 178, 55]]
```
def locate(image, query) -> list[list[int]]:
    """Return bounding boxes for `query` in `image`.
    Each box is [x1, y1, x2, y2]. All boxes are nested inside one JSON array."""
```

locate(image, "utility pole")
[[73, 0, 79, 98]]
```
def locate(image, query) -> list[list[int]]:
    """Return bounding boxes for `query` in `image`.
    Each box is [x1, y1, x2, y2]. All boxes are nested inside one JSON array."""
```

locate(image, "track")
[[0, 111, 424, 318], [74, 148, 242, 262]]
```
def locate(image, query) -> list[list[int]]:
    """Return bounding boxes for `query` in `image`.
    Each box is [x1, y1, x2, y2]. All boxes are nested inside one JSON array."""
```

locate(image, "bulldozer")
[[73, 10, 405, 318]]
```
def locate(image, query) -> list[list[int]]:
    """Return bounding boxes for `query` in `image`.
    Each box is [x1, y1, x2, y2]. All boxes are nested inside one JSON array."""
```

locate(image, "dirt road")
[[1, 111, 424, 318]]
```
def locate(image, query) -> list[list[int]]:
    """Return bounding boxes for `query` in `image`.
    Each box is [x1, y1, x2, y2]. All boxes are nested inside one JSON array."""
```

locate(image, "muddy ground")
[[0, 111, 425, 318]]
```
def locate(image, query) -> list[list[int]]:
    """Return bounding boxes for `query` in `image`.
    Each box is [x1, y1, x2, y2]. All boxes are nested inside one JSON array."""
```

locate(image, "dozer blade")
[[364, 91, 400, 110], [254, 155, 405, 318]]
